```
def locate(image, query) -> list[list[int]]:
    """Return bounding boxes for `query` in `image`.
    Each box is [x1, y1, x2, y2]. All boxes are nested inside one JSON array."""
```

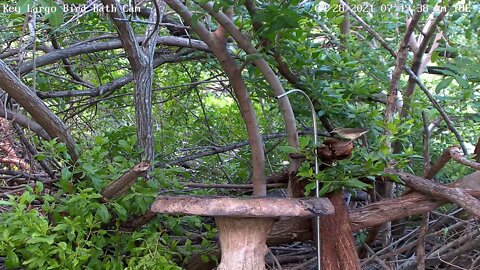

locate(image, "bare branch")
[[0, 103, 50, 140], [386, 170, 480, 218], [19, 36, 209, 75], [0, 60, 77, 162]]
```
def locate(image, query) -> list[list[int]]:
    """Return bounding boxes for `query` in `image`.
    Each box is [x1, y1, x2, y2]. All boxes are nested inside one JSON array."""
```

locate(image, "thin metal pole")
[[276, 89, 320, 270]]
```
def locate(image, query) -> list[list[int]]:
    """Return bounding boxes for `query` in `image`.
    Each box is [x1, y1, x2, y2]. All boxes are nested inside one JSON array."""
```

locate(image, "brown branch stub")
[[151, 195, 334, 217], [101, 161, 150, 199]]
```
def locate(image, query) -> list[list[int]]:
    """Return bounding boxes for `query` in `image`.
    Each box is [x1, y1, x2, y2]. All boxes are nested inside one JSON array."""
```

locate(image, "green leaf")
[[297, 161, 313, 178], [454, 75, 469, 88], [67, 231, 76, 241], [53, 223, 69, 231], [118, 140, 130, 149], [37, 0, 64, 26], [82, 163, 96, 174], [435, 77, 453, 93], [0, 200, 13, 206], [318, 182, 331, 197], [94, 136, 109, 145], [16, 0, 34, 13], [304, 181, 317, 196], [90, 176, 104, 191], [34, 181, 44, 194], [46, 9, 64, 27], [96, 204, 111, 223], [299, 137, 311, 149], [5, 250, 20, 269], [61, 167, 73, 181], [344, 178, 372, 190], [200, 255, 210, 263], [26, 235, 55, 244], [35, 153, 47, 161], [277, 145, 299, 154], [19, 191, 35, 205], [111, 202, 127, 221]]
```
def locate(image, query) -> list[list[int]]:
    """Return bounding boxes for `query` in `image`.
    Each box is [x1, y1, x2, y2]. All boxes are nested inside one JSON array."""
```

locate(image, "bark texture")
[[165, 0, 267, 195], [321, 191, 360, 270], [150, 195, 334, 217], [0, 60, 77, 162], [215, 217, 275, 270], [100, 0, 166, 162], [101, 161, 150, 199]]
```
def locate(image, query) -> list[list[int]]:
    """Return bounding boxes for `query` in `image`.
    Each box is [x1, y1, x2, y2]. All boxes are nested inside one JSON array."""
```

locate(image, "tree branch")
[[165, 0, 267, 195], [19, 36, 209, 75], [339, 0, 467, 155], [0, 60, 77, 162], [386, 170, 480, 218], [0, 103, 50, 140], [350, 171, 480, 230], [101, 161, 150, 200]]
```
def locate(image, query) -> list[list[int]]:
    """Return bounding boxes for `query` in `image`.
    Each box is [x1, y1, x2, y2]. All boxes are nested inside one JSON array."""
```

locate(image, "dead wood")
[[101, 161, 150, 200], [350, 171, 480, 230], [386, 170, 480, 218]]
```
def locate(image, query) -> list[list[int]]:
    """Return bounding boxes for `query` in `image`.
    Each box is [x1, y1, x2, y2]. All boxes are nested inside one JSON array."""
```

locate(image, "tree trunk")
[[100, 0, 166, 163], [321, 191, 360, 270], [133, 56, 155, 162]]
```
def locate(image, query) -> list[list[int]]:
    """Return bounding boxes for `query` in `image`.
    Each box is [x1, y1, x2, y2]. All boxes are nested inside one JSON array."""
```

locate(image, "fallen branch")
[[101, 161, 150, 200], [350, 171, 480, 230], [386, 169, 480, 218], [0, 156, 30, 170]]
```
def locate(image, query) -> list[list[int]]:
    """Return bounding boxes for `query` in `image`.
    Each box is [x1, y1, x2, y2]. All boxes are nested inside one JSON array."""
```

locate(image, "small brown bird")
[[331, 128, 368, 144]]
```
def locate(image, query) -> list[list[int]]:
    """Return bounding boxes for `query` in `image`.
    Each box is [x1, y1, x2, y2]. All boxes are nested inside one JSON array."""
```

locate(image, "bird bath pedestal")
[[151, 196, 334, 269]]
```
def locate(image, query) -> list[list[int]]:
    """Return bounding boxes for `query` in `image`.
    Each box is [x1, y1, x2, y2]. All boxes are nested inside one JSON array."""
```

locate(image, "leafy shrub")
[[0, 186, 181, 270]]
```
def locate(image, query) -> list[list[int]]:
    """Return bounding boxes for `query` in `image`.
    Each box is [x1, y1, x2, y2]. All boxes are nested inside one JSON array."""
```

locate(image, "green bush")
[[0, 187, 182, 270]]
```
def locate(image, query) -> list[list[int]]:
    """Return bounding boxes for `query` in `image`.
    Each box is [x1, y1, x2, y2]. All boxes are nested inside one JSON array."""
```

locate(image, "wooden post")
[[216, 217, 275, 270]]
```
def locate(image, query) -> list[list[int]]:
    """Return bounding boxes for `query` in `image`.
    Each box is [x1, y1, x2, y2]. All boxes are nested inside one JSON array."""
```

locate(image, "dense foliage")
[[1, 0, 479, 269]]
